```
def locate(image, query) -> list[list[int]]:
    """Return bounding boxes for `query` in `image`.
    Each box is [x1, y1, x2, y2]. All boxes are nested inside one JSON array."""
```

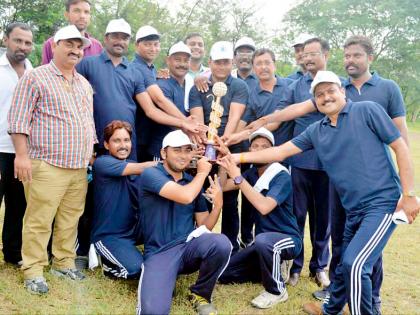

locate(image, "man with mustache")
[[8, 25, 96, 294], [136, 130, 231, 315], [91, 120, 155, 279], [227, 70, 418, 315], [132, 26, 199, 163], [232, 37, 258, 91], [77, 20, 197, 268], [311, 35, 408, 312], [245, 36, 407, 312], [41, 0, 102, 65], [189, 41, 249, 253], [0, 22, 33, 267], [280, 37, 332, 288], [288, 34, 313, 80], [223, 48, 295, 248], [148, 42, 193, 159]]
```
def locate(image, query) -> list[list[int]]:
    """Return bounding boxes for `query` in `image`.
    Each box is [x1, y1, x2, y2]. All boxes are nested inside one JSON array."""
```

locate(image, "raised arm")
[[147, 84, 186, 119], [195, 174, 223, 230], [227, 141, 303, 165], [135, 92, 199, 133], [247, 99, 315, 132], [159, 157, 212, 204], [218, 155, 277, 215], [122, 161, 157, 176]]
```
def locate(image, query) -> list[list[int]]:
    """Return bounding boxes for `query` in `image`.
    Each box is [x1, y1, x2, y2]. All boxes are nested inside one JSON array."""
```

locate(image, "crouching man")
[[136, 130, 232, 315], [217, 128, 302, 309], [91, 120, 156, 279]]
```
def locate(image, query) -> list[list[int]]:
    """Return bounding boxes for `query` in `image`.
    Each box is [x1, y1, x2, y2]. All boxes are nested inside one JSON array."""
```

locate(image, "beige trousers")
[[22, 159, 87, 279]]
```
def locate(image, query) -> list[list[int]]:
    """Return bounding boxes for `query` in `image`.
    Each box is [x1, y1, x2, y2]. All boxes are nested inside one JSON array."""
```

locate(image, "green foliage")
[[277, 0, 420, 120], [1, 0, 418, 119], [0, 0, 65, 44]]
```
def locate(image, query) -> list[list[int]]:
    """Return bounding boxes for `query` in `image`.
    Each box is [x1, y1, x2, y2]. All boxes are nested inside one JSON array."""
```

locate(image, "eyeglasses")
[[302, 52, 323, 58]]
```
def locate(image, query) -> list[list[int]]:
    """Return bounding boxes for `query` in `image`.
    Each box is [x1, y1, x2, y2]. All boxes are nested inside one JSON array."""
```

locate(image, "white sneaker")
[[280, 259, 293, 283], [251, 289, 288, 309], [311, 270, 331, 288]]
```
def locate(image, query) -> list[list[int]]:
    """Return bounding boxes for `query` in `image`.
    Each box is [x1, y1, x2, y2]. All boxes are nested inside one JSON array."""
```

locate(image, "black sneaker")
[[24, 277, 49, 295], [50, 268, 86, 280]]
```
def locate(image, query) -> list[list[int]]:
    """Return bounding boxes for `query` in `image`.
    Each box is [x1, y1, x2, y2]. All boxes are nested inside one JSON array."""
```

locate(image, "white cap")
[[310, 71, 342, 94], [162, 130, 193, 149], [210, 41, 233, 60], [292, 34, 314, 47], [234, 36, 256, 51], [105, 18, 131, 36], [135, 25, 160, 42], [249, 127, 275, 146], [54, 25, 91, 48], [168, 41, 191, 56]]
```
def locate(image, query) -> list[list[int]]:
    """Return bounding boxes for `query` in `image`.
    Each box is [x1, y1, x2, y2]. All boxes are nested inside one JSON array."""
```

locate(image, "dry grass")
[[0, 127, 419, 314]]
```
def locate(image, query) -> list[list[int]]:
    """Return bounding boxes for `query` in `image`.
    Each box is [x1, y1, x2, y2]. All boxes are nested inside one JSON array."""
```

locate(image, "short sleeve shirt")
[[77, 51, 145, 159], [91, 155, 141, 242], [242, 76, 295, 145], [189, 74, 249, 136], [139, 163, 207, 257], [242, 166, 300, 239], [131, 54, 158, 147], [292, 101, 401, 212], [147, 77, 188, 157], [343, 72, 406, 118]]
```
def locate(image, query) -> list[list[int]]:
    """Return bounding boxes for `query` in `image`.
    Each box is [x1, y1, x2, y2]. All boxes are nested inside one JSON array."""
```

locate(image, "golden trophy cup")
[[204, 81, 228, 161]]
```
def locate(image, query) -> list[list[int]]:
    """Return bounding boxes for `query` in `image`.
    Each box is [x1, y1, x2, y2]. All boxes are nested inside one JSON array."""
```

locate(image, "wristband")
[[239, 153, 246, 164]]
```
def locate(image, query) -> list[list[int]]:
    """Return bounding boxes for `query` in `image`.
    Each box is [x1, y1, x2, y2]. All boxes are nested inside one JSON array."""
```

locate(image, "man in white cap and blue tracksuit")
[[189, 41, 249, 253], [136, 130, 232, 315], [223, 71, 419, 315]]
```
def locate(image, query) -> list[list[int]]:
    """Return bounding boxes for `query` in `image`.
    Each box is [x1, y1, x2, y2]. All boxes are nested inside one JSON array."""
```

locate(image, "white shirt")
[[0, 52, 32, 153], [184, 63, 210, 112]]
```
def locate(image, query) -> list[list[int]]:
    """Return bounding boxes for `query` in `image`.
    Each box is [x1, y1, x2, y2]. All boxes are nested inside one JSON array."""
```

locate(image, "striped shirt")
[[8, 61, 97, 169]]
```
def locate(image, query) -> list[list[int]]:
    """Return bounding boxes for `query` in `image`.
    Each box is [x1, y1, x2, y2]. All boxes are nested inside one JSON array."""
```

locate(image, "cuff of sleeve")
[[7, 125, 30, 136]]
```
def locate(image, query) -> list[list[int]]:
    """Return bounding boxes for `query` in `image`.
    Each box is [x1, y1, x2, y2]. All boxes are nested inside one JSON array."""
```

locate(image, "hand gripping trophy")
[[204, 81, 228, 161]]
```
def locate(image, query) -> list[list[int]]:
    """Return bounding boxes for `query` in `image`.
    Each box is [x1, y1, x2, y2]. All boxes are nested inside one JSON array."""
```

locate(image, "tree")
[[277, 0, 420, 120]]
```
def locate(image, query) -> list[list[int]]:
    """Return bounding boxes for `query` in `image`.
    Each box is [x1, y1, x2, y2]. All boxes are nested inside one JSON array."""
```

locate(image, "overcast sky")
[[159, 0, 299, 33]]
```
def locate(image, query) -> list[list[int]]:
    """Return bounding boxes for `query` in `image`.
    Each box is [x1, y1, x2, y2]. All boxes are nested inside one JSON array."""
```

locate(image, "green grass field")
[[1, 124, 419, 314]]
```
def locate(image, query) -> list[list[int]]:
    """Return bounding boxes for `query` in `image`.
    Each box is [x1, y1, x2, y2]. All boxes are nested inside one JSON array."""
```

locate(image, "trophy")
[[204, 82, 228, 161]]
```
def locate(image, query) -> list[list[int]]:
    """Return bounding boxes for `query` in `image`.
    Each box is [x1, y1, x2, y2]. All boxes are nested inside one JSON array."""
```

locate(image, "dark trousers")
[[323, 209, 395, 315], [329, 186, 383, 306], [221, 189, 240, 252], [220, 232, 302, 295], [76, 181, 93, 256], [240, 195, 254, 246], [137, 233, 232, 315], [291, 167, 331, 274], [0, 152, 26, 263], [94, 237, 143, 279]]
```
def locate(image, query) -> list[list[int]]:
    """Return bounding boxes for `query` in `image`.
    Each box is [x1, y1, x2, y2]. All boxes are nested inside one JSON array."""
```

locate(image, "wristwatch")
[[403, 190, 416, 197], [233, 175, 244, 185]]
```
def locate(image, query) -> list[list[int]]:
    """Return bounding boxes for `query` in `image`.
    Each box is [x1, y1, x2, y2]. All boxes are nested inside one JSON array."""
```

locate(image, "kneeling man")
[[136, 130, 232, 315], [218, 128, 302, 309], [91, 120, 155, 279]]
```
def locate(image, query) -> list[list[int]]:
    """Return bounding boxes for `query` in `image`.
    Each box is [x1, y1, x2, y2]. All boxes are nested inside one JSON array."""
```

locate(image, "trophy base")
[[204, 143, 217, 162]]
